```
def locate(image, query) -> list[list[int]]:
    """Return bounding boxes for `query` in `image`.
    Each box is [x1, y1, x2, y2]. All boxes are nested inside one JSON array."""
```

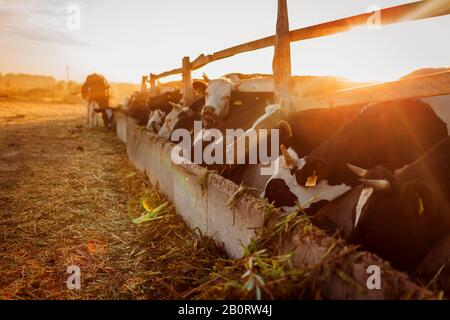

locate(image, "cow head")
[[345, 164, 442, 270], [200, 74, 237, 129], [263, 145, 351, 213], [346, 164, 437, 230], [158, 102, 196, 140], [193, 80, 207, 97], [146, 109, 166, 134]]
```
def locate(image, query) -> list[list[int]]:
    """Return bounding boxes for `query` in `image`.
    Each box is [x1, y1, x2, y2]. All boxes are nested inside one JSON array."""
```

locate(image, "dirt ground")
[[0, 99, 223, 300]]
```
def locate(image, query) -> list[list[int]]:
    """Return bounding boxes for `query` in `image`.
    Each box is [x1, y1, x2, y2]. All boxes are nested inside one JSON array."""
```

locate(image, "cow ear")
[[169, 101, 183, 110], [295, 156, 329, 187], [400, 180, 435, 218], [193, 81, 207, 95], [202, 73, 210, 83], [277, 120, 293, 140]]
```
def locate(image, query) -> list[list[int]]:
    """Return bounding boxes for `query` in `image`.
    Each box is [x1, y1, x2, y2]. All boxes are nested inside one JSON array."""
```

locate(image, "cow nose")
[[202, 106, 215, 115]]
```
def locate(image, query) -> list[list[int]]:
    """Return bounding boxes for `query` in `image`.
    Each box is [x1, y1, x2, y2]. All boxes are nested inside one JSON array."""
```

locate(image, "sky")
[[0, 0, 449, 83]]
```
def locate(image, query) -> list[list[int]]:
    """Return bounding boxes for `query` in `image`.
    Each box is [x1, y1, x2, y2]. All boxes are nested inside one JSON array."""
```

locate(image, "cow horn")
[[280, 145, 295, 166], [169, 102, 183, 110], [202, 73, 210, 83], [347, 163, 369, 178], [359, 179, 391, 191]]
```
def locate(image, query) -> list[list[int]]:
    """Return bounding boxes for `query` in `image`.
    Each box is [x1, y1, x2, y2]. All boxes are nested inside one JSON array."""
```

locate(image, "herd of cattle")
[[121, 69, 450, 283]]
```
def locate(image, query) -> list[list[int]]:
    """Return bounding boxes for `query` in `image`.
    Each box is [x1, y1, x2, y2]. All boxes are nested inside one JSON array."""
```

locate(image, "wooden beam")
[[290, 0, 450, 42], [155, 67, 183, 79], [149, 73, 159, 96], [141, 75, 148, 93], [182, 56, 194, 107], [293, 70, 450, 112], [273, 0, 293, 109]]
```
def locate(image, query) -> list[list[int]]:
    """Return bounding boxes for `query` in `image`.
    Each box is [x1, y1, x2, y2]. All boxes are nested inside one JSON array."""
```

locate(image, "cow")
[[198, 91, 274, 176], [199, 74, 368, 129], [157, 74, 274, 176], [315, 136, 450, 272], [228, 103, 366, 190], [158, 75, 274, 143], [86, 103, 116, 130], [157, 96, 205, 141], [81, 73, 112, 129], [126, 91, 150, 124], [141, 79, 206, 140], [263, 99, 448, 214], [126, 90, 183, 126], [146, 109, 166, 134], [198, 75, 274, 131], [86, 101, 100, 128]]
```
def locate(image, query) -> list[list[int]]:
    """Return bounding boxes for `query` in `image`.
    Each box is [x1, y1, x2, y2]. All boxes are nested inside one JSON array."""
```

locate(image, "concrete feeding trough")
[[113, 111, 438, 299], [119, 112, 265, 258]]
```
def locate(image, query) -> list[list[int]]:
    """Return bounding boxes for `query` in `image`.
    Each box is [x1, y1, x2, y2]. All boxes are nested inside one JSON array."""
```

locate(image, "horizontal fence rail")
[[152, 0, 450, 80], [293, 70, 450, 111]]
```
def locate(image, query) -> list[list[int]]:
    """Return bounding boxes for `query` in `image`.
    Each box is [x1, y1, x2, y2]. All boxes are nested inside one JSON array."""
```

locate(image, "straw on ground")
[[0, 99, 222, 299]]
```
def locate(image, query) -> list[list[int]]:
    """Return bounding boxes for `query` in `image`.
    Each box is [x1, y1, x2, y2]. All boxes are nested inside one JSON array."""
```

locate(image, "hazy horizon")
[[0, 0, 449, 84]]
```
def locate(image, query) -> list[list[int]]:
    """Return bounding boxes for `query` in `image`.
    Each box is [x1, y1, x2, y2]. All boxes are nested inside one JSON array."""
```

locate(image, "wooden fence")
[[142, 0, 450, 109]]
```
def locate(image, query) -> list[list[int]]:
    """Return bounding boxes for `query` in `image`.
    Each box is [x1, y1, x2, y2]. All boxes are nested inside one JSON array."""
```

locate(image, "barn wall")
[[114, 111, 436, 300]]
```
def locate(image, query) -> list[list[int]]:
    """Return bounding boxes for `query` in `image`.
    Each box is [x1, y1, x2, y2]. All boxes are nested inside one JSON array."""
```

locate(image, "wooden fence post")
[[182, 56, 194, 107], [273, 0, 294, 112], [141, 75, 148, 93], [149, 73, 158, 96]]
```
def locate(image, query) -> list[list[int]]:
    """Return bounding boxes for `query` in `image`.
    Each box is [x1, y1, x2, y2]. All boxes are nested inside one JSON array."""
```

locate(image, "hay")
[[183, 208, 348, 300], [0, 100, 223, 300]]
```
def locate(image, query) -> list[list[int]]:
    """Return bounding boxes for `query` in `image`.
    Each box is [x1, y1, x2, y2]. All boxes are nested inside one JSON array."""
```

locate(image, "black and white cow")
[[228, 103, 366, 190], [127, 90, 183, 126], [199, 75, 274, 131], [146, 109, 166, 134], [157, 96, 205, 141], [264, 99, 448, 214], [157, 75, 274, 166], [315, 136, 450, 272]]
